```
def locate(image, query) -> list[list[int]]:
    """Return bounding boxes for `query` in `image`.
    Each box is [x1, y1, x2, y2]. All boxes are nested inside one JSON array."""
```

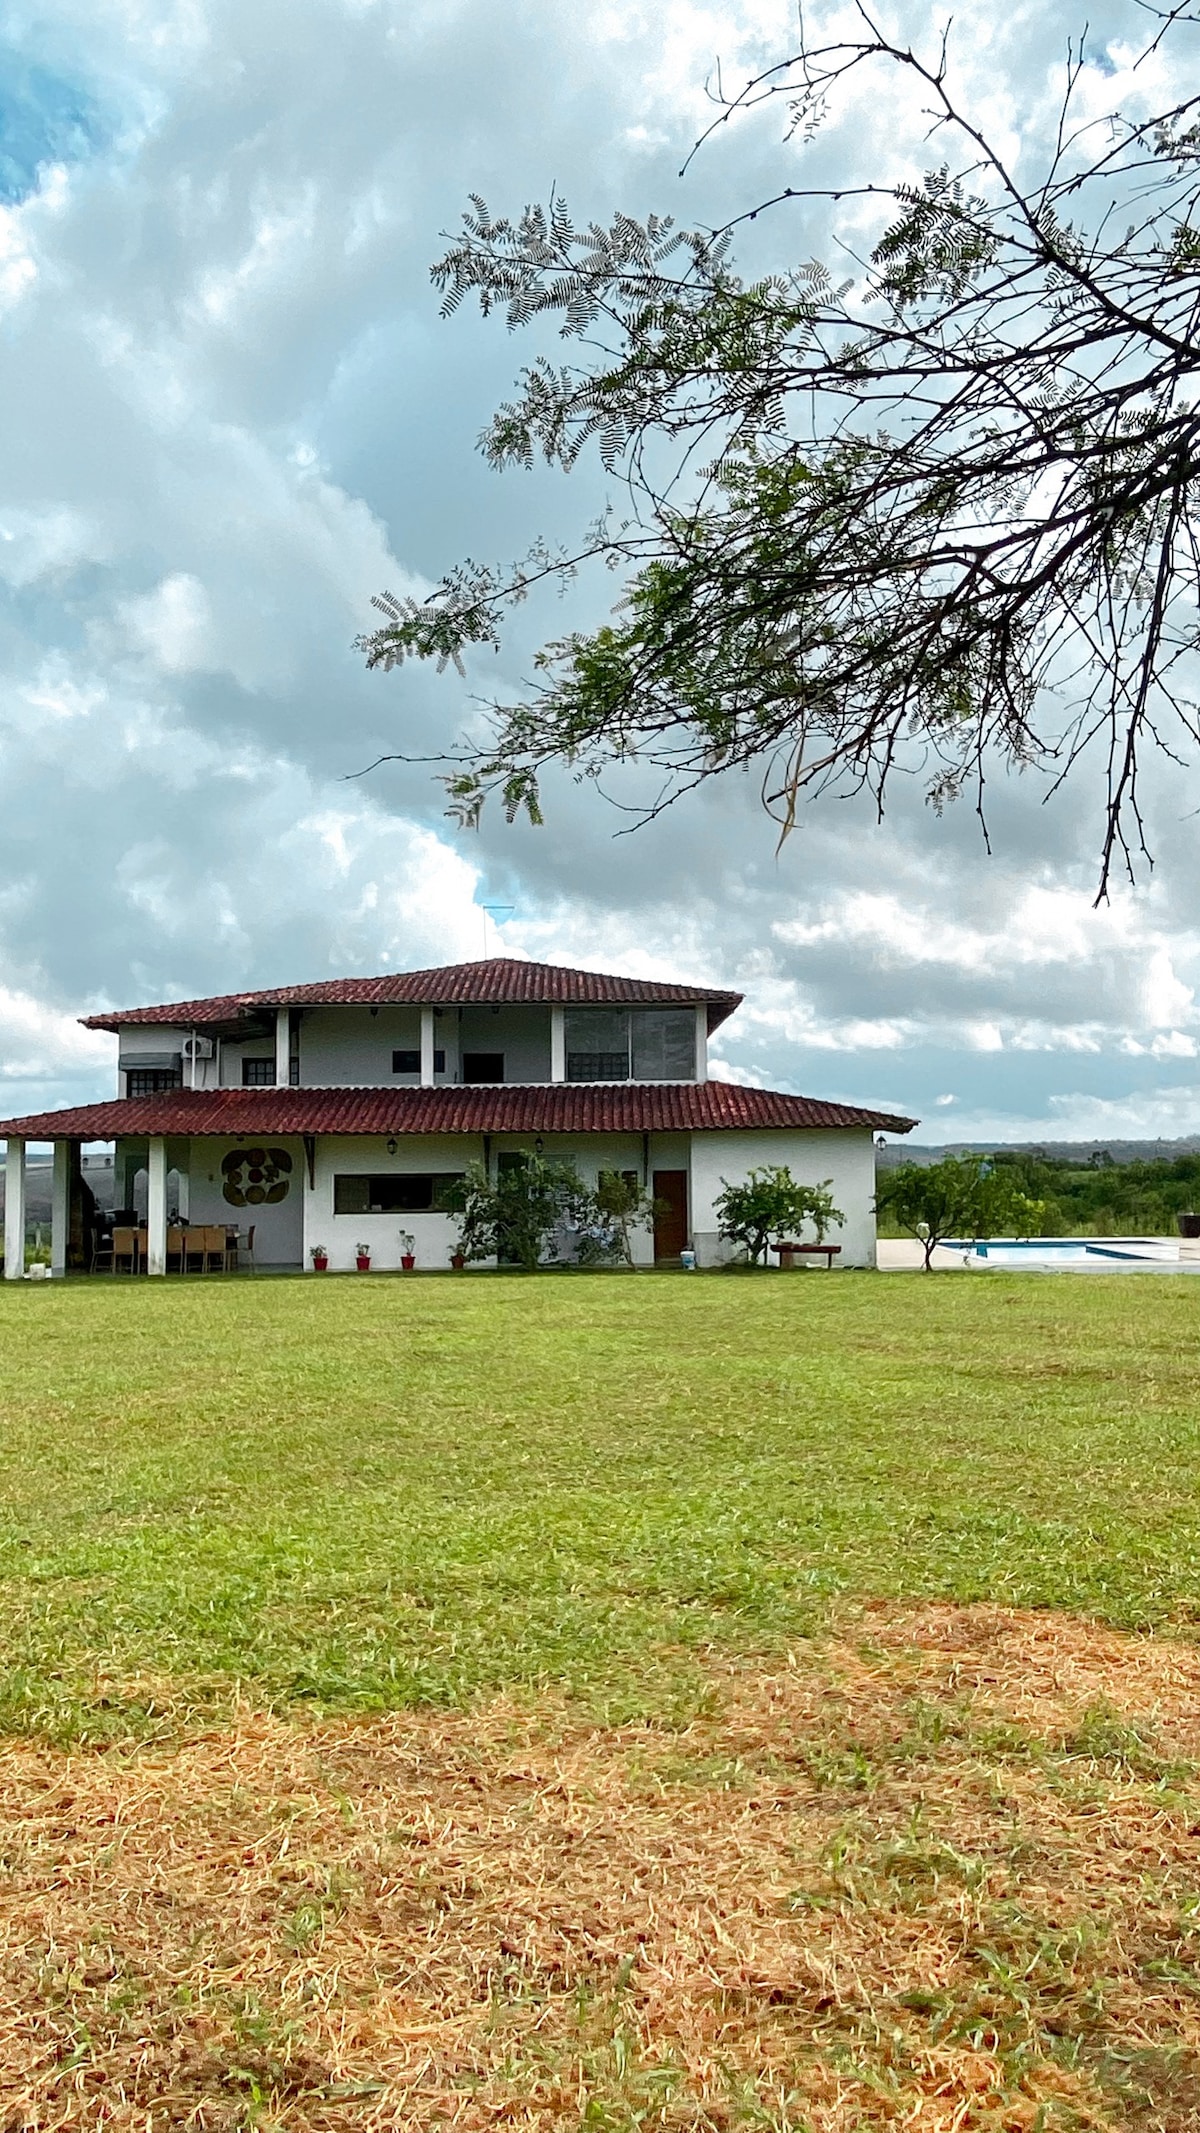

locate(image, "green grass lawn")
[[2, 1269, 1199, 1741]]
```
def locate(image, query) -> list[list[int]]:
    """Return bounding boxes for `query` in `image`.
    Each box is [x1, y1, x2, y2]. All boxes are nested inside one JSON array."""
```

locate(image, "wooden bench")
[[774, 1242, 842, 1270]]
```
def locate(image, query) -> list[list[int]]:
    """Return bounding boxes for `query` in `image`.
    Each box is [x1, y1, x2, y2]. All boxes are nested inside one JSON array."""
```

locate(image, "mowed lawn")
[[1, 1268, 1198, 1738], [6, 1272, 1200, 2128]]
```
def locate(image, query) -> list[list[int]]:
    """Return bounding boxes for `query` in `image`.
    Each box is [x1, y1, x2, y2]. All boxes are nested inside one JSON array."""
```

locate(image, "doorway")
[[652, 1170, 689, 1263]]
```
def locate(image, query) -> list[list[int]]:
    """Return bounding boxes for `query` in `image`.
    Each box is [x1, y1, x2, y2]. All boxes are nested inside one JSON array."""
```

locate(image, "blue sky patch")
[[0, 59, 104, 204]]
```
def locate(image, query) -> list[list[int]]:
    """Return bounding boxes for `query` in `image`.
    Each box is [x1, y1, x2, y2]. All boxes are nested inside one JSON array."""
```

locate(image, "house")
[[0, 958, 916, 1275]]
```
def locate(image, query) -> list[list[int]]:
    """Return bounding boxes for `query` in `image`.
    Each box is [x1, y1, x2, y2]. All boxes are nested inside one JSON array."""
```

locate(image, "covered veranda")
[[2, 1133, 221, 1278]]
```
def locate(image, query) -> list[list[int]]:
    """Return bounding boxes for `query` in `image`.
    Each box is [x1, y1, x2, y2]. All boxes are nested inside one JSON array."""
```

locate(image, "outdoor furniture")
[[112, 1226, 138, 1275], [774, 1241, 842, 1270]]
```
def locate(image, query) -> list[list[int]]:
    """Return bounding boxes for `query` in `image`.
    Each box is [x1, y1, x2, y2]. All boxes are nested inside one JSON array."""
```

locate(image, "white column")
[[550, 1007, 565, 1083], [4, 1138, 25, 1280], [420, 1007, 436, 1087], [147, 1136, 167, 1277], [275, 1007, 291, 1088], [51, 1140, 71, 1277], [694, 1005, 709, 1083]]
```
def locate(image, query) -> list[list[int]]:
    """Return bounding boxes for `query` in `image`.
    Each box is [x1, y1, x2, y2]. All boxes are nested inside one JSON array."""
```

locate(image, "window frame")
[[125, 1066, 182, 1098], [333, 1172, 465, 1214]]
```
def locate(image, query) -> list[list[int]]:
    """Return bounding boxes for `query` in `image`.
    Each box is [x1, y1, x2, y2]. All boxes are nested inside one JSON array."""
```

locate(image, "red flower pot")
[[356, 1254, 371, 1272], [450, 1251, 466, 1271], [401, 1253, 416, 1271], [312, 1254, 328, 1272]]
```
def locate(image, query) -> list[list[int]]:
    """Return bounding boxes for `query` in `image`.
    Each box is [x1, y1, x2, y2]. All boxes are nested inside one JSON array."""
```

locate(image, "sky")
[[2, 0, 1200, 1145]]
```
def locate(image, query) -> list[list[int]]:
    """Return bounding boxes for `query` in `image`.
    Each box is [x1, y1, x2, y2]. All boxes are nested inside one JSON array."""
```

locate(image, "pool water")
[[945, 1237, 1180, 1269]]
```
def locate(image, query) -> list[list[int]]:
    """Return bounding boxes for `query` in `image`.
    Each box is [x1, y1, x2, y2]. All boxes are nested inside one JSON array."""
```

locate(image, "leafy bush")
[[446, 1155, 596, 1272], [714, 1167, 844, 1266]]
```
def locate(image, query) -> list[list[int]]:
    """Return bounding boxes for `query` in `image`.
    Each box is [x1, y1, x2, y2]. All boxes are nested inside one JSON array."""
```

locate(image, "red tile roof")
[[80, 959, 743, 1032], [0, 1082, 916, 1141]]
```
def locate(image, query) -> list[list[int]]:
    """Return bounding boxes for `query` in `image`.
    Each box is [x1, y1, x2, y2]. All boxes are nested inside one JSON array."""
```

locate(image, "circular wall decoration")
[[221, 1146, 293, 1207]]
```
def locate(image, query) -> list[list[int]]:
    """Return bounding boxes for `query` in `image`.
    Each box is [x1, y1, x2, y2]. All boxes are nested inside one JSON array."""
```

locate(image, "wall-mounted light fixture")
[[534, 1136, 545, 1155], [386, 1136, 398, 1156]]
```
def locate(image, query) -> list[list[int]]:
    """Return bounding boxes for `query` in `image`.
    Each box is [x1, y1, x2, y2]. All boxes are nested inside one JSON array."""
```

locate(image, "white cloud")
[[0, 0, 1196, 1151]]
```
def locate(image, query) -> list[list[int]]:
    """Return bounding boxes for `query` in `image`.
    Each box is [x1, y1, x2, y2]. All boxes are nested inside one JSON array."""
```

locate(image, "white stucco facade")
[[1, 959, 914, 1276]]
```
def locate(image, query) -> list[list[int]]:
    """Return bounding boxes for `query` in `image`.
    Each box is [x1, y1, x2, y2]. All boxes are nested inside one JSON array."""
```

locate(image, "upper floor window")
[[462, 1052, 504, 1083], [564, 1009, 696, 1082], [242, 1057, 276, 1087], [126, 1067, 181, 1098], [393, 1048, 445, 1075]]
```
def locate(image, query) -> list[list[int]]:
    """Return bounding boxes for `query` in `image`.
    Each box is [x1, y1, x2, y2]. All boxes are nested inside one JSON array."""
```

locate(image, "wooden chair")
[[202, 1224, 227, 1273], [241, 1223, 257, 1274], [112, 1226, 138, 1275]]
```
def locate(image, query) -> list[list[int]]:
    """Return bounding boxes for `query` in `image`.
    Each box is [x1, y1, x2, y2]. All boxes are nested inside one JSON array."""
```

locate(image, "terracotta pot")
[[313, 1255, 328, 1272], [450, 1251, 466, 1270], [356, 1254, 371, 1272], [401, 1253, 416, 1271]]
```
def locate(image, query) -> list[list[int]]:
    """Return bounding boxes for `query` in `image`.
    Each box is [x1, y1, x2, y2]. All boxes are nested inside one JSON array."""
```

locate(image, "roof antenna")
[[479, 904, 514, 959]]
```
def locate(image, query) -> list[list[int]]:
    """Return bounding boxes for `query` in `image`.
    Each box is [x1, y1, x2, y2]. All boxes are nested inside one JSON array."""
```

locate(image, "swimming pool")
[[944, 1237, 1181, 1269]]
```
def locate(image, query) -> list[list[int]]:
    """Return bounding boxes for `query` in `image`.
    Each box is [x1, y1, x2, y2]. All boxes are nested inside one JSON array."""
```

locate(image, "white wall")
[[689, 1129, 878, 1269], [297, 1004, 423, 1086], [306, 1133, 478, 1271], [184, 1135, 305, 1264], [306, 1130, 677, 1270], [458, 1005, 552, 1082]]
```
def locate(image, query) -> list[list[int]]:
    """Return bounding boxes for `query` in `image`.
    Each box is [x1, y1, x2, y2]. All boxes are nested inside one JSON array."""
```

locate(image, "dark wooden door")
[[652, 1170, 689, 1262]]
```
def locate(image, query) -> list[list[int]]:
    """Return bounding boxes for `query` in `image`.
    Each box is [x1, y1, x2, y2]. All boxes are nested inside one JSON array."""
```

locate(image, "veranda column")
[[693, 1005, 708, 1084], [550, 1007, 565, 1083], [275, 1007, 290, 1088], [146, 1136, 168, 1277], [419, 1007, 436, 1087], [51, 1140, 71, 1277], [3, 1138, 25, 1280]]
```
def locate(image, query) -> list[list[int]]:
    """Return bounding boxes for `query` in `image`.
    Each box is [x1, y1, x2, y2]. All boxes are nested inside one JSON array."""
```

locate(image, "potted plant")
[[310, 1244, 329, 1272], [355, 1242, 371, 1272], [450, 1248, 466, 1270], [399, 1229, 416, 1271]]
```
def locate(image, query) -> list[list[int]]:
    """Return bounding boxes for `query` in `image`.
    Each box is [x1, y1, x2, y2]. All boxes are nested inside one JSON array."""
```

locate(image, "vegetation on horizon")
[[877, 1147, 1200, 1238]]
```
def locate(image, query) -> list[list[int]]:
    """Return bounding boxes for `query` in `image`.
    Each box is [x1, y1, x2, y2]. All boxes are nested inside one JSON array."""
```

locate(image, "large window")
[[242, 1057, 276, 1086], [565, 1009, 696, 1082], [393, 1048, 445, 1075], [333, 1173, 464, 1214], [125, 1067, 181, 1098], [632, 1010, 697, 1080]]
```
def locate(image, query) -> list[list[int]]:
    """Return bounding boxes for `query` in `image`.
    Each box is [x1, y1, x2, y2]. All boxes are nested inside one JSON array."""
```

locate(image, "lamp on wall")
[[386, 1136, 398, 1156], [534, 1136, 545, 1155]]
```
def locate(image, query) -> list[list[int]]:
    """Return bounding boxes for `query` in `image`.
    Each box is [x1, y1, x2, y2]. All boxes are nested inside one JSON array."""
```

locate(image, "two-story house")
[[0, 957, 915, 1275]]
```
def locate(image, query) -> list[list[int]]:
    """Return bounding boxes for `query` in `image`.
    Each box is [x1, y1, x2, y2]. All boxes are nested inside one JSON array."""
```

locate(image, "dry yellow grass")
[[3, 1606, 1200, 2130]]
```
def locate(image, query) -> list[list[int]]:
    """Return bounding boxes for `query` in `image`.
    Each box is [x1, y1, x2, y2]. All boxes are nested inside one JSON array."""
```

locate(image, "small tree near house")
[[584, 1169, 660, 1269], [876, 1155, 1046, 1272], [714, 1167, 844, 1267]]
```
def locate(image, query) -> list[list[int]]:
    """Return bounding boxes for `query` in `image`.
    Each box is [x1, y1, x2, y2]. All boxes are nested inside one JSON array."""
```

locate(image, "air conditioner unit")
[[182, 1035, 215, 1062]]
